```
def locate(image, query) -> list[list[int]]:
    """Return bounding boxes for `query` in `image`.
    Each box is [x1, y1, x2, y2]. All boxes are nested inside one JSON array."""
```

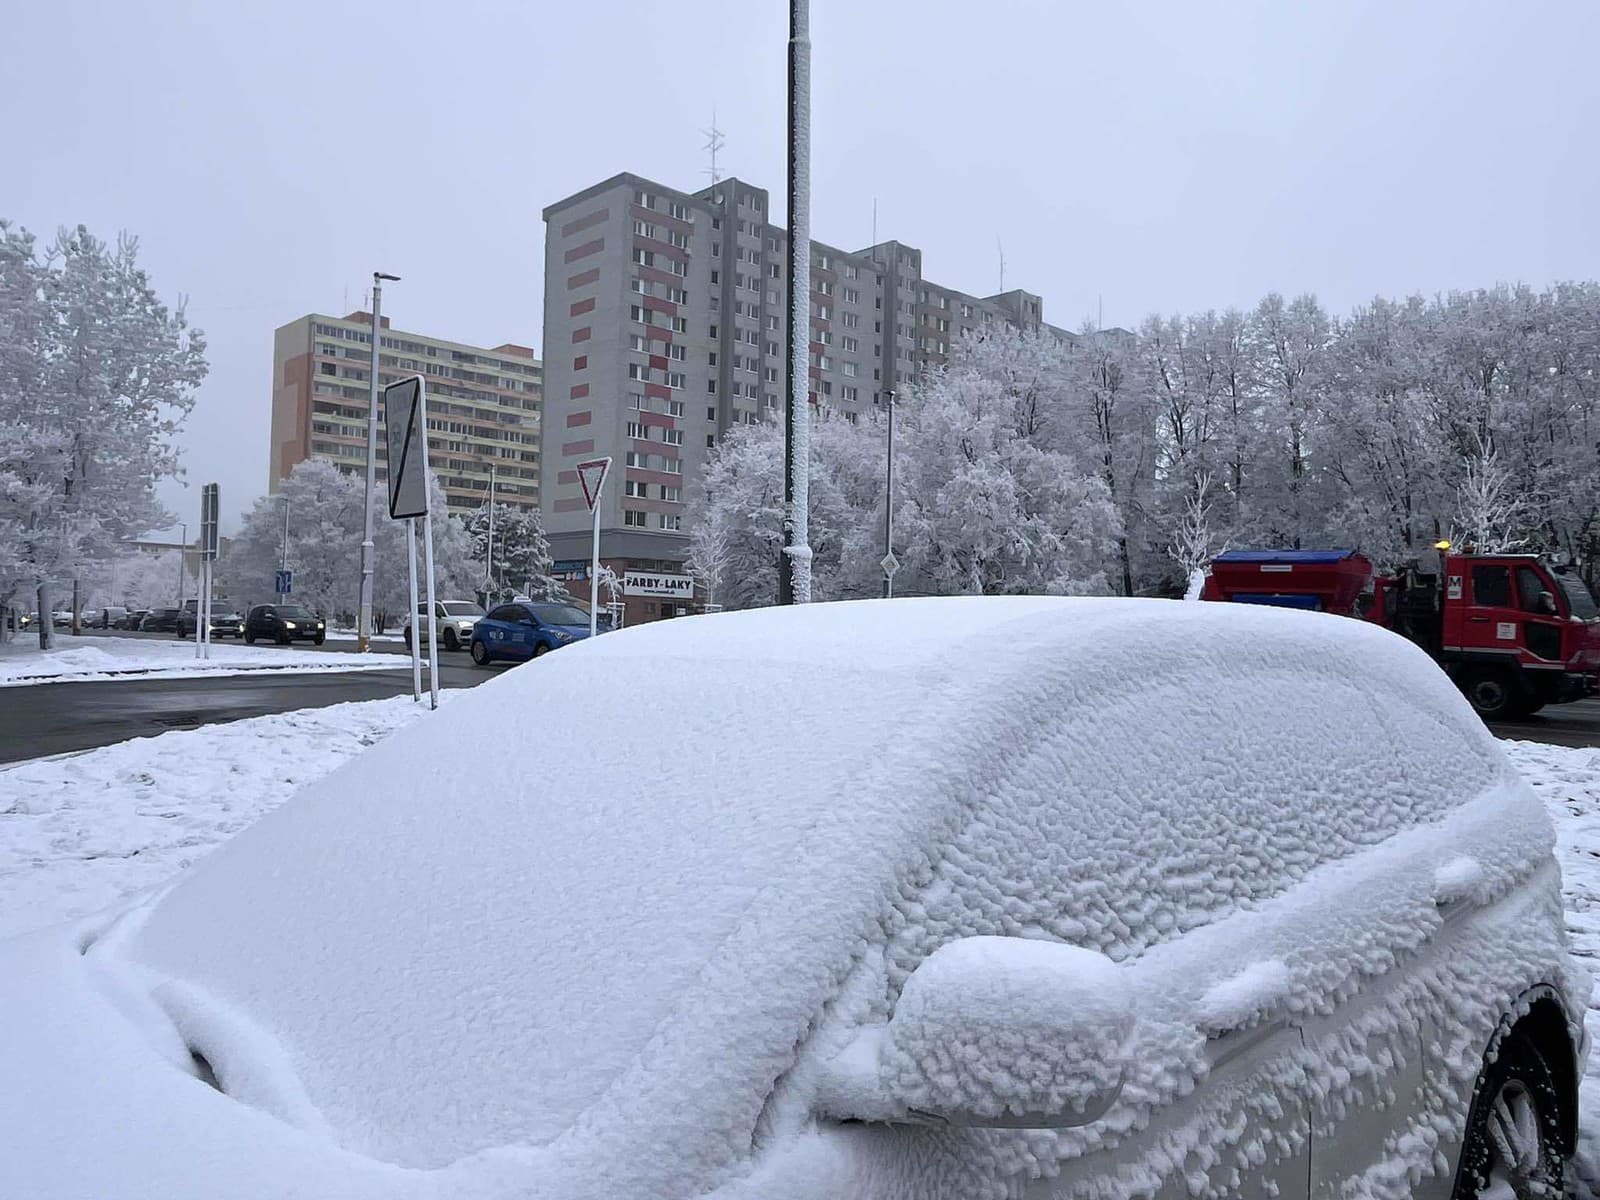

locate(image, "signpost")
[[196, 483, 220, 660], [384, 375, 438, 709], [576, 457, 612, 638]]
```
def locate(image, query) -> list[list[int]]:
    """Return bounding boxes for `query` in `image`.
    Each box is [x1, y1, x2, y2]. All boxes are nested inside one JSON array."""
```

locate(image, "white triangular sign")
[[576, 457, 611, 511]]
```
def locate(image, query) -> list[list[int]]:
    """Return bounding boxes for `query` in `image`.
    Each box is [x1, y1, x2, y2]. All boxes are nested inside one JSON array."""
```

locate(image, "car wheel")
[[176, 628, 186, 639], [402, 627, 411, 648], [1450, 1032, 1566, 1199], [444, 628, 459, 652], [245, 630, 255, 644], [276, 631, 290, 646], [313, 634, 325, 646], [471, 639, 491, 666], [1462, 670, 1520, 720], [532, 642, 550, 658]]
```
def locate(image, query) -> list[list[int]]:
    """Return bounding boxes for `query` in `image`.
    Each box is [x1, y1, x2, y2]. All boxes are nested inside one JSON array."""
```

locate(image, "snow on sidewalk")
[[0, 634, 410, 686], [0, 695, 445, 939]]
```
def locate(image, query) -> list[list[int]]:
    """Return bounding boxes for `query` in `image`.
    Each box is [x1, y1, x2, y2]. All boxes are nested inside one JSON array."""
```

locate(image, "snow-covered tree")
[[1452, 438, 1540, 554], [0, 223, 206, 646], [461, 503, 563, 603]]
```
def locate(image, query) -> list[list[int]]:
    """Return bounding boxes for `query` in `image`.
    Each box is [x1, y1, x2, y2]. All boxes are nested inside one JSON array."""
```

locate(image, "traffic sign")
[[275, 569, 293, 595], [881, 551, 900, 577], [200, 483, 220, 560], [383, 376, 429, 520], [576, 457, 611, 511]]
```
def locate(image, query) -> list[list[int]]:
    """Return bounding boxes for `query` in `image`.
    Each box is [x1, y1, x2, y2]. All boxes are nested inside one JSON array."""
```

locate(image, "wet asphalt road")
[[2, 631, 1598, 765], [0, 630, 499, 764]]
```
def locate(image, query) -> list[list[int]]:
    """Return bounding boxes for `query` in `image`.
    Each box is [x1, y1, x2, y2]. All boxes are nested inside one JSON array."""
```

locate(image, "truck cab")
[[1432, 553, 1600, 717]]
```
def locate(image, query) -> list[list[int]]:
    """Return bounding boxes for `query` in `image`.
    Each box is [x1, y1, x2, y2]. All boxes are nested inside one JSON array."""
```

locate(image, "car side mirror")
[[815, 936, 1132, 1129]]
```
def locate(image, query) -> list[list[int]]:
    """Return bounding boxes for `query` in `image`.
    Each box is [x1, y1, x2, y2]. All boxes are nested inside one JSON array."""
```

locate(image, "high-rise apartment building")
[[540, 171, 1076, 621], [270, 311, 543, 519]]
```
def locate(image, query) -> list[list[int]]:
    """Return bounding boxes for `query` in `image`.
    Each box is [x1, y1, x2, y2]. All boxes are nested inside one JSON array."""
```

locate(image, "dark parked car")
[[139, 607, 182, 633], [244, 603, 326, 645], [116, 609, 150, 630], [176, 599, 244, 639]]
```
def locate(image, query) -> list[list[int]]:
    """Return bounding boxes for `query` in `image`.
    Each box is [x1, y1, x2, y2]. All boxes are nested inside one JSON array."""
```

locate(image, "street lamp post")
[[177, 522, 187, 607], [358, 270, 401, 651], [278, 496, 290, 603], [883, 389, 896, 599], [777, 0, 813, 604]]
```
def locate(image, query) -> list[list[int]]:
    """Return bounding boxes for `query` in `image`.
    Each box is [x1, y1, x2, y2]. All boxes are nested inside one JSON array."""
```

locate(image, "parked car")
[[115, 609, 149, 631], [91, 605, 129, 630], [0, 599, 1584, 1200], [244, 603, 325, 645], [175, 599, 244, 639], [50, 609, 73, 628], [138, 607, 182, 633], [401, 599, 485, 652], [469, 600, 597, 665]]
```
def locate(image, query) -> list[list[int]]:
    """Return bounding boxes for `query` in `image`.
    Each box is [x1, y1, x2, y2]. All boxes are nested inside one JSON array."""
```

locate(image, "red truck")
[[1201, 548, 1600, 719]]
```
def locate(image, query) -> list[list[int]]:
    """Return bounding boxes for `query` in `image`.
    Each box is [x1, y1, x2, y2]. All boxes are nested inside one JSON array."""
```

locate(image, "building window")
[[623, 509, 648, 528], [626, 421, 647, 440], [661, 485, 682, 503], [662, 428, 683, 445], [657, 513, 682, 531], [625, 479, 648, 498], [706, 434, 716, 448], [668, 372, 686, 389]]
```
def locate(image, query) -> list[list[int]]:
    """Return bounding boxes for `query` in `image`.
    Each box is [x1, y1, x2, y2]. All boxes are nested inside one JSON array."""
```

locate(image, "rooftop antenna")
[[997, 237, 1006, 293], [702, 107, 726, 184]]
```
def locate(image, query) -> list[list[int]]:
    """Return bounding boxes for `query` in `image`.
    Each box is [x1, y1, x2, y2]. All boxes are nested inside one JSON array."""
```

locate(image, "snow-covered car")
[[0, 598, 1585, 1200], [401, 599, 485, 652]]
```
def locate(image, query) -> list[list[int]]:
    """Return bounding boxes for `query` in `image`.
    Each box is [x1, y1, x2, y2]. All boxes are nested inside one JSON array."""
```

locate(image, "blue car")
[[469, 601, 601, 666]]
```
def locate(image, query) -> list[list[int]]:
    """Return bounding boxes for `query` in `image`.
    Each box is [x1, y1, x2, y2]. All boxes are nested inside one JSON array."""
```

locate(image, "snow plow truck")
[[1201, 548, 1600, 719]]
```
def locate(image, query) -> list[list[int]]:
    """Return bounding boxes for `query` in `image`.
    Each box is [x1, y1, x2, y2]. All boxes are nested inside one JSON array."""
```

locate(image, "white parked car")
[[402, 599, 485, 652], [0, 598, 1584, 1199]]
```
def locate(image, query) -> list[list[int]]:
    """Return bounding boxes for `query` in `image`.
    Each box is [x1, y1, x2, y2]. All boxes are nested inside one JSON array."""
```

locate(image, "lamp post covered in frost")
[[358, 270, 400, 650], [777, 0, 813, 604]]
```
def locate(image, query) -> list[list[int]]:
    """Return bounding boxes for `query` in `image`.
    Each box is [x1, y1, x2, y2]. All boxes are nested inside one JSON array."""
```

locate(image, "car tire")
[[313, 633, 325, 646], [402, 627, 411, 648], [444, 628, 459, 652], [532, 642, 550, 659], [1450, 1032, 1567, 1199], [276, 631, 290, 646], [471, 639, 491, 666], [1462, 669, 1520, 721], [245, 630, 255, 644]]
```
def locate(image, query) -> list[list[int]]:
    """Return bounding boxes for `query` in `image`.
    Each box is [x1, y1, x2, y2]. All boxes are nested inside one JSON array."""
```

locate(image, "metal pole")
[[589, 494, 602, 638], [486, 463, 496, 601], [778, 0, 813, 604], [278, 496, 290, 603], [358, 271, 399, 651], [884, 389, 896, 599], [177, 523, 187, 607], [406, 516, 422, 702]]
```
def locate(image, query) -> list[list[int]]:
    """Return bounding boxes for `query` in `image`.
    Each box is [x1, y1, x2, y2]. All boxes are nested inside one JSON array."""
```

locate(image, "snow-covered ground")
[[1502, 738, 1600, 1189], [1, 697, 1598, 1181], [0, 695, 446, 938], [0, 634, 410, 686]]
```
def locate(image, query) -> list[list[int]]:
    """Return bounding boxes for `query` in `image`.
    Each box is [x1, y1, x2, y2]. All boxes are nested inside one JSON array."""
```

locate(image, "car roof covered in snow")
[[121, 596, 1510, 1194]]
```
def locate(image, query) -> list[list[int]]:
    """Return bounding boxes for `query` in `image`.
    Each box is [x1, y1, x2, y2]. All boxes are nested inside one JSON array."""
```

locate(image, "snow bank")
[[0, 696, 441, 938], [0, 634, 409, 686]]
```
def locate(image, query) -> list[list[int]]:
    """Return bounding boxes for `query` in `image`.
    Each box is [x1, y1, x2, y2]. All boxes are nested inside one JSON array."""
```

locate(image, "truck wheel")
[[1462, 670, 1520, 720], [1450, 1032, 1567, 1199]]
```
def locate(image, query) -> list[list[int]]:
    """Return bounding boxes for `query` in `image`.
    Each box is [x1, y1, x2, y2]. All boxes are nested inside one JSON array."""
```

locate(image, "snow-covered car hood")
[[0, 597, 1564, 1200]]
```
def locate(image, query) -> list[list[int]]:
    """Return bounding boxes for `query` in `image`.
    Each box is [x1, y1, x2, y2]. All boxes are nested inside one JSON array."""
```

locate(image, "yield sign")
[[576, 457, 612, 511]]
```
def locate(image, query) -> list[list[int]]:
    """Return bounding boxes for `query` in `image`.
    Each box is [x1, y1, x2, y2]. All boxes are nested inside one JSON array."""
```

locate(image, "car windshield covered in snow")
[[528, 602, 589, 626]]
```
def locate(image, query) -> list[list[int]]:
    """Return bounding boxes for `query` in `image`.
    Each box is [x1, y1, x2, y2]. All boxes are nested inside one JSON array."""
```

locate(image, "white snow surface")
[[0, 696, 443, 939], [0, 597, 1588, 1200], [0, 633, 409, 685]]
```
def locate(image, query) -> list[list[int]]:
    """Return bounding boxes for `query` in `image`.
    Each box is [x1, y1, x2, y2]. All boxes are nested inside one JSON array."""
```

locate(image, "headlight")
[[317, 622, 325, 629], [283, 621, 297, 630], [552, 629, 574, 642]]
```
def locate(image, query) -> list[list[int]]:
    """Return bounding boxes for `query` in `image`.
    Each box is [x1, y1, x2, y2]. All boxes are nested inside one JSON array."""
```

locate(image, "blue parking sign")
[[275, 569, 293, 594]]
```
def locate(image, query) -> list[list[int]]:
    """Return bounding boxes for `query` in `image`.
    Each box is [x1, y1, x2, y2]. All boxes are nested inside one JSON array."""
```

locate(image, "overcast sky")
[[5, 0, 1599, 531]]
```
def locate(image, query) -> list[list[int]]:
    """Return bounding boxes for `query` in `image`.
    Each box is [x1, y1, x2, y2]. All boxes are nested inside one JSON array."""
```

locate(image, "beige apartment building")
[[269, 311, 542, 518]]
